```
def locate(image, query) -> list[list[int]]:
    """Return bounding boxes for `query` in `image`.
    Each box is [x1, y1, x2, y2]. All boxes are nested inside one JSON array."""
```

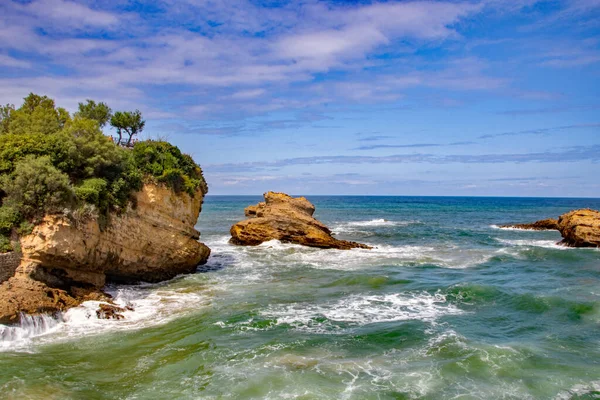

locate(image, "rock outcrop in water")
[[0, 183, 210, 324], [557, 209, 600, 248], [230, 192, 372, 250], [499, 208, 600, 248], [500, 218, 559, 231]]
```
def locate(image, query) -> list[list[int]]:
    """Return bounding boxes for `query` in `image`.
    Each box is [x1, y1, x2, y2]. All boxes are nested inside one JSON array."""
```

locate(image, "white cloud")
[[0, 0, 566, 122], [0, 54, 31, 69]]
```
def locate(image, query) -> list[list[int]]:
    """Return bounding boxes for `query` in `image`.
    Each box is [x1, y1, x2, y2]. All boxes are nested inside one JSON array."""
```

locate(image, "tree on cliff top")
[[1, 93, 70, 136], [75, 100, 112, 128], [110, 110, 145, 147]]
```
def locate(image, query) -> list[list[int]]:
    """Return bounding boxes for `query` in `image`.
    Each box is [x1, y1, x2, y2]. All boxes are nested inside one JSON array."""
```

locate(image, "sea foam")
[[258, 291, 464, 333], [495, 238, 567, 250]]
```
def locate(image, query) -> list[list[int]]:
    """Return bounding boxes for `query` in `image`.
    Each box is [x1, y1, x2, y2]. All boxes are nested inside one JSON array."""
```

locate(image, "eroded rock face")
[[0, 183, 210, 324], [230, 192, 371, 250], [500, 218, 559, 231], [557, 209, 600, 248]]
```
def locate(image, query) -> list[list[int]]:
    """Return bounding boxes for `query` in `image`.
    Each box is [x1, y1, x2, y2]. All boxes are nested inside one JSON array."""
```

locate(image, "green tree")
[[75, 99, 112, 128], [62, 117, 124, 180], [7, 93, 70, 135], [0, 104, 15, 134], [110, 110, 145, 147]]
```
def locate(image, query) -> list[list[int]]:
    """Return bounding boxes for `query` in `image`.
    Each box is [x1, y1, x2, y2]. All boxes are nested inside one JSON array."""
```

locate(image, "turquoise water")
[[1, 196, 600, 399]]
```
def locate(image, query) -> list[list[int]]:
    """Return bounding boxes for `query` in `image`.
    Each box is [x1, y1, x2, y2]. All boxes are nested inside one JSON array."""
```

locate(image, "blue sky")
[[1, 0, 599, 196]]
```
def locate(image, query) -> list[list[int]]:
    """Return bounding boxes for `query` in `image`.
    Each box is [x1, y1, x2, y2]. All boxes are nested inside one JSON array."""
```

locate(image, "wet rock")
[[96, 303, 133, 320], [230, 192, 371, 250], [0, 273, 102, 324]]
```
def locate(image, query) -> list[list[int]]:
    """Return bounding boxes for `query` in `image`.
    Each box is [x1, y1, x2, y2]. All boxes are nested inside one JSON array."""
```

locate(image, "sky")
[[0, 0, 599, 196]]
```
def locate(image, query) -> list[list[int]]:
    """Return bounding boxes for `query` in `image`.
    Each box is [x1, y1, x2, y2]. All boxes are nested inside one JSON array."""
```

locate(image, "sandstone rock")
[[500, 218, 559, 231], [230, 192, 371, 250], [0, 183, 211, 324], [557, 209, 600, 248]]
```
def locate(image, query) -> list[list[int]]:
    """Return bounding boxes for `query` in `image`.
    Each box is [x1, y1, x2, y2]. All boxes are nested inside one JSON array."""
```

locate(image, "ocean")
[[1, 196, 600, 399]]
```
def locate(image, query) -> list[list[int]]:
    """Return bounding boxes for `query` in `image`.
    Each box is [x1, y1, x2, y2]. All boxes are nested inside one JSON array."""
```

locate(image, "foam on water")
[[490, 224, 556, 232], [554, 380, 600, 400], [205, 235, 493, 272], [0, 282, 211, 352], [495, 238, 568, 249], [256, 291, 463, 333], [332, 218, 419, 234], [0, 314, 62, 351]]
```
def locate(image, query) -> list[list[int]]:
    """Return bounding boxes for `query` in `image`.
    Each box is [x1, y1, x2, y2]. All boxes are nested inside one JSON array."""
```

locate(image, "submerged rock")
[[557, 209, 600, 248], [230, 192, 372, 250], [0, 183, 211, 324], [96, 303, 134, 320], [500, 218, 559, 231]]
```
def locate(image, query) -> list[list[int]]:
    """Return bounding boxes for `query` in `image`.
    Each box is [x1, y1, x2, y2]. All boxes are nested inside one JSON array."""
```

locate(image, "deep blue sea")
[[1, 196, 600, 399]]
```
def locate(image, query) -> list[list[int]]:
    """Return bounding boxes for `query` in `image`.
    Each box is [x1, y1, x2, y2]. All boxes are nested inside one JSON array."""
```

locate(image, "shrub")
[[16, 220, 34, 236], [75, 178, 108, 207], [2, 155, 74, 219], [158, 169, 186, 194], [131, 141, 207, 195], [0, 234, 11, 253], [0, 206, 20, 235]]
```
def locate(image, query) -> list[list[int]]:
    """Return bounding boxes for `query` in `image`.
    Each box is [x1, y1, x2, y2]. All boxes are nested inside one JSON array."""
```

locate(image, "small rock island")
[[230, 192, 372, 250], [501, 208, 600, 247]]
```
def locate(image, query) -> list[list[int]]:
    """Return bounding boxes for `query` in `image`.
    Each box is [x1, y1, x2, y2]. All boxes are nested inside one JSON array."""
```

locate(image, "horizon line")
[[205, 194, 600, 199]]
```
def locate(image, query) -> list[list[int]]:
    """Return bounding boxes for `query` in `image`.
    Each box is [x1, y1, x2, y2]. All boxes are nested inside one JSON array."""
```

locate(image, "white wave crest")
[[258, 292, 463, 333], [332, 219, 419, 235], [205, 235, 492, 272], [495, 238, 567, 249], [347, 219, 418, 227]]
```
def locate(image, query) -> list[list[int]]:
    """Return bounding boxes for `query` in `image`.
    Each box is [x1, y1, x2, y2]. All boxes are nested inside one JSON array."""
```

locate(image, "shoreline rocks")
[[0, 183, 211, 324], [230, 192, 372, 250]]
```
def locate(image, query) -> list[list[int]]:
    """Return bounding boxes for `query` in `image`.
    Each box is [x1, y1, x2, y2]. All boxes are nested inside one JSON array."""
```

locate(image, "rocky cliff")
[[230, 192, 371, 250], [0, 183, 210, 324]]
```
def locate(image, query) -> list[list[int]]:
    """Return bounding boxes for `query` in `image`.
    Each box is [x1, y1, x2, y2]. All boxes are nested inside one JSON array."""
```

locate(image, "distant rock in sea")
[[499, 209, 599, 248], [230, 192, 372, 250], [500, 218, 559, 231], [557, 209, 600, 248]]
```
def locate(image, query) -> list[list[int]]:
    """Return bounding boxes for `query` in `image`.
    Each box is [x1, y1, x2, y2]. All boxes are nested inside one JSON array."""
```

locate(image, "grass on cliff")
[[0, 93, 208, 252]]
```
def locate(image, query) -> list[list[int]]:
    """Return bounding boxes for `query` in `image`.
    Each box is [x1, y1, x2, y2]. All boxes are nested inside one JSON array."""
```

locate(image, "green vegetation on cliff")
[[0, 93, 207, 252]]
